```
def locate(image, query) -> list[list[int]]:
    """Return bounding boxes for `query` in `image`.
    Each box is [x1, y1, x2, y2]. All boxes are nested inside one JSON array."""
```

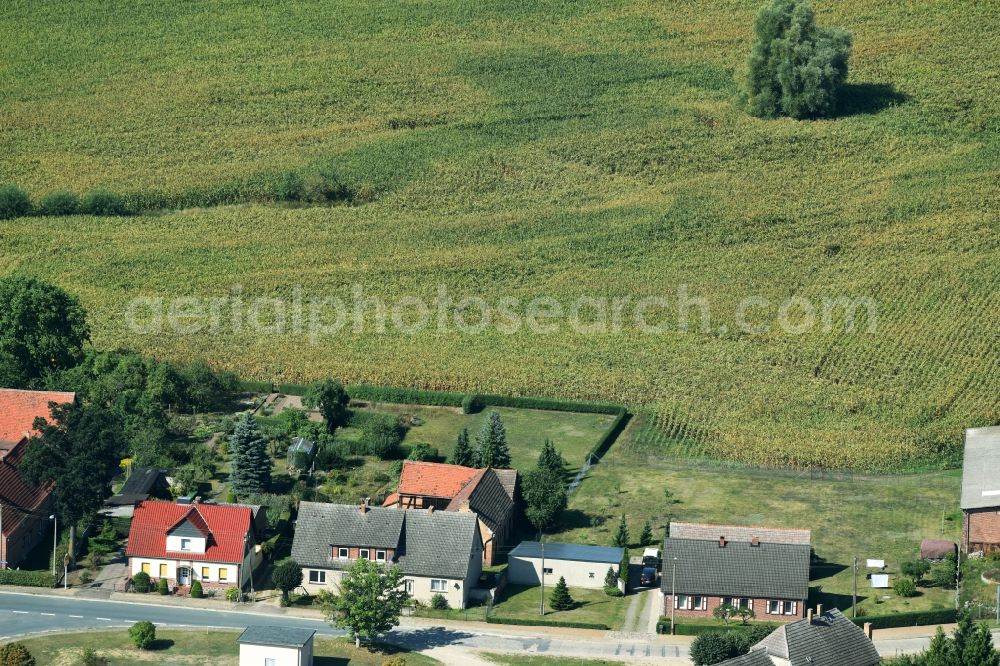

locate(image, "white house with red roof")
[[0, 388, 75, 569], [125, 500, 262, 591]]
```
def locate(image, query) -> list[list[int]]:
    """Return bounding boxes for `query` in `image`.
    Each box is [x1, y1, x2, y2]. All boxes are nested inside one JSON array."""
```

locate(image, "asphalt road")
[[0, 592, 688, 663]]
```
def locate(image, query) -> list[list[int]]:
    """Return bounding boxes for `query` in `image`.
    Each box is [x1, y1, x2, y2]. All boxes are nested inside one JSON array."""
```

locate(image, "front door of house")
[[178, 567, 190, 585]]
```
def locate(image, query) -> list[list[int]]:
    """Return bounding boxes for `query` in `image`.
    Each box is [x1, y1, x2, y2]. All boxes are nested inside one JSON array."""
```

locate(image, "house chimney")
[[863, 622, 873, 640], [751, 537, 760, 547], [807, 608, 814, 623], [360, 499, 369, 514], [458, 499, 471, 513], [816, 604, 823, 616], [427, 505, 435, 514], [719, 536, 726, 548]]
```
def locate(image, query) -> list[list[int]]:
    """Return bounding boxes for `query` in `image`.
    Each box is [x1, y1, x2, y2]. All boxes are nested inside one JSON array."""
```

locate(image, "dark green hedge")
[[656, 619, 780, 635], [585, 409, 630, 463], [467, 393, 623, 415], [486, 616, 609, 630], [349, 385, 465, 407], [849, 608, 957, 629], [0, 569, 57, 587], [239, 379, 274, 393]]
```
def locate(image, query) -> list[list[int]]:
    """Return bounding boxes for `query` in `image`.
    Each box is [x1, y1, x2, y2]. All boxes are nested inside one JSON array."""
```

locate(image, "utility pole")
[[852, 556, 858, 618], [995, 584, 998, 624], [539, 537, 545, 616], [0, 501, 4, 570], [50, 514, 58, 576], [955, 547, 961, 610]]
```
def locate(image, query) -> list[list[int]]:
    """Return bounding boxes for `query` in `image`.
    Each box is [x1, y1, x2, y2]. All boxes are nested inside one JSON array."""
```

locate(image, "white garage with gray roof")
[[507, 541, 624, 589]]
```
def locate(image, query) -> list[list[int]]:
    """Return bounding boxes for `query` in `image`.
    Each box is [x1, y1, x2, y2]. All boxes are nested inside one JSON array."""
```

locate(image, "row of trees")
[[451, 410, 511, 469]]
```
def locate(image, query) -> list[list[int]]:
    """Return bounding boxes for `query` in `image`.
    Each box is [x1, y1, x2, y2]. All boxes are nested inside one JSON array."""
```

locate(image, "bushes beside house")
[[0, 570, 57, 588]]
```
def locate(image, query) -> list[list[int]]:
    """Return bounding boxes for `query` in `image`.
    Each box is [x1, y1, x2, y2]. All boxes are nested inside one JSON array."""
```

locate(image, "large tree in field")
[[320, 558, 410, 647], [303, 379, 351, 432], [742, 0, 852, 119], [0, 276, 90, 388], [229, 414, 271, 498], [522, 467, 567, 534], [18, 402, 127, 556], [476, 410, 510, 468]]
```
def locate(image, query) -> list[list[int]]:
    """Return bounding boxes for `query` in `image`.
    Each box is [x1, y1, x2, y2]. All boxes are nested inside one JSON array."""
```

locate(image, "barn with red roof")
[[125, 500, 262, 591], [0, 388, 75, 569]]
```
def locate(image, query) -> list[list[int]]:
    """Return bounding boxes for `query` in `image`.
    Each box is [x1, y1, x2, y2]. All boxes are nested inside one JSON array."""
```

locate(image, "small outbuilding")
[[920, 539, 957, 561], [237, 625, 315, 666], [508, 541, 623, 589], [287, 437, 316, 469]]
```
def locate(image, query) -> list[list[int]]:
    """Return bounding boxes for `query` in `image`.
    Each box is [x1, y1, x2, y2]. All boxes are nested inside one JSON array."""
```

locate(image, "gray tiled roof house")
[[237, 625, 316, 648], [960, 426, 1000, 510], [660, 537, 811, 601], [718, 609, 880, 666], [292, 501, 481, 580]]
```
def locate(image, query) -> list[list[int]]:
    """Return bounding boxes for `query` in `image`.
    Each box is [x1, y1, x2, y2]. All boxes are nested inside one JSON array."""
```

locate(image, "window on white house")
[[309, 570, 327, 584], [782, 601, 796, 615], [265, 659, 276, 666], [674, 594, 689, 610], [589, 572, 595, 578], [430, 579, 447, 591], [338, 548, 349, 559], [693, 596, 706, 610], [180, 538, 191, 551], [404, 579, 414, 593], [543, 567, 553, 575], [219, 568, 228, 581], [767, 600, 780, 614], [359, 549, 370, 560], [376, 550, 387, 562]]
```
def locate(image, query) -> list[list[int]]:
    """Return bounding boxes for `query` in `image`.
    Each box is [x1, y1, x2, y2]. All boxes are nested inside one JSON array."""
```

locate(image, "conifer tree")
[[230, 413, 271, 498], [613, 514, 630, 548], [639, 520, 653, 547], [549, 576, 574, 611], [476, 411, 510, 468], [451, 428, 478, 467], [537, 439, 566, 478]]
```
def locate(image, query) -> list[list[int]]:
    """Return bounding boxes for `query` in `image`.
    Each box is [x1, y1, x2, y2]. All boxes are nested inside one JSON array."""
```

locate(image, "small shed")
[[287, 437, 316, 469], [105, 468, 169, 508], [508, 541, 623, 589], [237, 625, 315, 666], [920, 539, 958, 561]]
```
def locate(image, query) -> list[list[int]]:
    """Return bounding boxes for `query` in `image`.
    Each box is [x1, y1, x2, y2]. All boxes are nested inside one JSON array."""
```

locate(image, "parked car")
[[642, 547, 660, 568], [640, 566, 657, 586]]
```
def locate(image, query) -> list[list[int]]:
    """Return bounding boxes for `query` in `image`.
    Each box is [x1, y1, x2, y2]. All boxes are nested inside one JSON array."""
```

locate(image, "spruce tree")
[[451, 428, 478, 467], [549, 576, 574, 611], [639, 520, 653, 547], [604, 566, 618, 588], [476, 411, 510, 468], [230, 413, 271, 498], [537, 439, 566, 478], [613, 514, 630, 548]]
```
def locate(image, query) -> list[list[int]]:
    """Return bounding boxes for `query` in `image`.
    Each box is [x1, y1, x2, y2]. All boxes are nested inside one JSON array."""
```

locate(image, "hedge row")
[[849, 608, 958, 629], [465, 393, 624, 415], [656, 619, 780, 636], [486, 616, 609, 630], [238, 379, 275, 393], [585, 410, 630, 463], [350, 385, 465, 407], [0, 569, 57, 587]]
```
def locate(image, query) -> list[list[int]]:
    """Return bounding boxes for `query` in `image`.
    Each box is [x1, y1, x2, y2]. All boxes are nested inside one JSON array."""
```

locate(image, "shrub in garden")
[[929, 553, 957, 587], [190, 579, 203, 598], [129, 620, 156, 650], [430, 593, 450, 610], [132, 571, 151, 593], [549, 577, 574, 611], [80, 647, 107, 666], [0, 642, 35, 665], [37, 190, 79, 216], [901, 560, 930, 583], [362, 414, 404, 459], [157, 577, 169, 595], [893, 577, 917, 598], [225, 586, 242, 602], [80, 189, 128, 216], [0, 184, 32, 219], [741, 0, 852, 119], [690, 632, 740, 665], [406, 442, 438, 462]]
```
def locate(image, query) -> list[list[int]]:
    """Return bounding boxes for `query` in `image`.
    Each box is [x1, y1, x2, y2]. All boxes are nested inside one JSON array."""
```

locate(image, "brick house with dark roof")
[[382, 460, 518, 565], [0, 389, 75, 569], [292, 500, 483, 609], [960, 425, 1000, 553], [718, 607, 880, 666], [125, 500, 263, 591], [660, 522, 811, 622]]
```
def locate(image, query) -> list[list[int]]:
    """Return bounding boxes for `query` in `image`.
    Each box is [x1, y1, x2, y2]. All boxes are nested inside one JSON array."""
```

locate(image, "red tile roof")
[[0, 439, 54, 539], [0, 389, 76, 450], [125, 501, 252, 564], [397, 461, 481, 499], [381, 493, 399, 507]]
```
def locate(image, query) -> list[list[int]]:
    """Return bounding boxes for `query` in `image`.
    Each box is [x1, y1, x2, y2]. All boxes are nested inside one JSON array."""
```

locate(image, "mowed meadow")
[[1, 0, 998, 471]]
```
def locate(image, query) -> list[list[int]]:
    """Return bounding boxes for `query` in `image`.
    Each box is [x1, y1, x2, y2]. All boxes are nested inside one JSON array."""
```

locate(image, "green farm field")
[[1, 0, 998, 470]]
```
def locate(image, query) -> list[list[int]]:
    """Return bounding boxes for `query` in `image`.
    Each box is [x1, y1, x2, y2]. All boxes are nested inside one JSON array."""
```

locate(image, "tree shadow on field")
[[147, 638, 175, 651], [835, 83, 909, 117]]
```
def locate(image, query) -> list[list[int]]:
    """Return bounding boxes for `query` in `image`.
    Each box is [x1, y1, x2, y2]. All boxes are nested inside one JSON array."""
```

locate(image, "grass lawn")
[[490, 585, 629, 630], [11, 629, 440, 666], [483, 656, 620, 666], [354, 402, 618, 471], [557, 438, 964, 618]]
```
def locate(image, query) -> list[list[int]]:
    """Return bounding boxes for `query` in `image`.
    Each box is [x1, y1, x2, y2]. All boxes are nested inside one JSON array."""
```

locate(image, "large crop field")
[[1, 0, 997, 470]]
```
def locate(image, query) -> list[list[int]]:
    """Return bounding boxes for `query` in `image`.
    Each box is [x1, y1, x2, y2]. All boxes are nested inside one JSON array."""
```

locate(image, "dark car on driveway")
[[640, 566, 657, 586]]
